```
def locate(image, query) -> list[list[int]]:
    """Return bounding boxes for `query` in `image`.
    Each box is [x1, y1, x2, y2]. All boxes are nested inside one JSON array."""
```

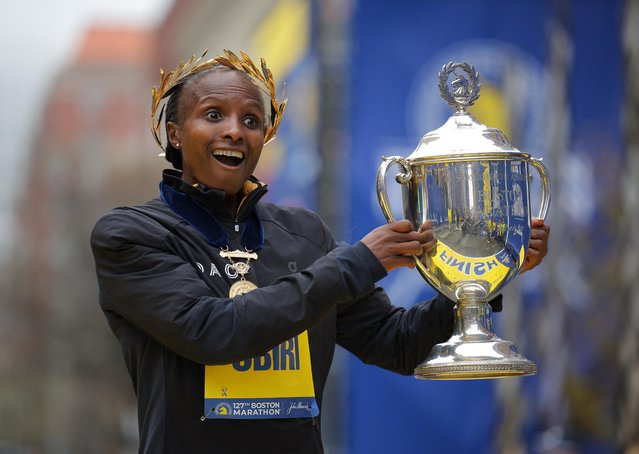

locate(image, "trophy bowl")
[[376, 62, 550, 380]]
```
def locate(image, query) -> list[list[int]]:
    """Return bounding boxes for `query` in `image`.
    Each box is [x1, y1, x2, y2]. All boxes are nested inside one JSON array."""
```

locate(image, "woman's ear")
[[166, 121, 181, 148]]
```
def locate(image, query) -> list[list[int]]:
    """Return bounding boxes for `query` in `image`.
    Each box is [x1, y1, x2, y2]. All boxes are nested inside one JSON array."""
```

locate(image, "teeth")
[[213, 150, 244, 159]]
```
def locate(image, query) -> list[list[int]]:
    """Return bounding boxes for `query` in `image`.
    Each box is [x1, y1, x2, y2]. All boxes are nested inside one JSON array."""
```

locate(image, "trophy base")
[[414, 298, 537, 380], [414, 336, 537, 380]]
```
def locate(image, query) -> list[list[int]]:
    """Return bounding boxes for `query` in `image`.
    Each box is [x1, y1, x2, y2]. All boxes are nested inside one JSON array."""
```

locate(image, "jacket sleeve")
[[336, 287, 456, 376], [336, 264, 504, 376], [90, 209, 387, 366]]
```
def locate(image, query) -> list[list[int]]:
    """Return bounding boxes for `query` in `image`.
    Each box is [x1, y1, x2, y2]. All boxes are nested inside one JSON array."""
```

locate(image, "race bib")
[[203, 331, 319, 419]]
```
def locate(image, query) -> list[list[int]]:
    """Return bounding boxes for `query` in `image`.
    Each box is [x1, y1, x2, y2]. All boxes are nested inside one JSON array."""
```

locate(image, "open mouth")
[[212, 149, 245, 167]]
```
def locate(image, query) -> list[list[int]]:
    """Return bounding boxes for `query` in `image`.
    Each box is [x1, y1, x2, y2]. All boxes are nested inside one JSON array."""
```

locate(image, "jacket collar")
[[159, 169, 267, 250]]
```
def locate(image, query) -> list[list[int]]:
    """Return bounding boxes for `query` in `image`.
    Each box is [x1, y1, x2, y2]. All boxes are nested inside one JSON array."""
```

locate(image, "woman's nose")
[[222, 117, 243, 142]]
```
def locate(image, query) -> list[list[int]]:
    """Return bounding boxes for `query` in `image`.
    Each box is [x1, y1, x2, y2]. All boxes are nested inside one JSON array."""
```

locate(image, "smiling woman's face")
[[167, 68, 266, 196]]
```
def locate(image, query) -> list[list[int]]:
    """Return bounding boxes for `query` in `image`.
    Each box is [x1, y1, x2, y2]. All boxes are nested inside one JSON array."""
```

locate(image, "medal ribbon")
[[160, 179, 263, 250]]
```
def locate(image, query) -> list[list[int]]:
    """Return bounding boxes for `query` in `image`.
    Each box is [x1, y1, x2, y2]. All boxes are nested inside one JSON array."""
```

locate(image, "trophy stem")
[[414, 295, 537, 380]]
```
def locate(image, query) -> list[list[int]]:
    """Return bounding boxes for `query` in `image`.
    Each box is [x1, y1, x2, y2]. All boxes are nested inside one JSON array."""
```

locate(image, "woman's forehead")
[[183, 68, 263, 107]]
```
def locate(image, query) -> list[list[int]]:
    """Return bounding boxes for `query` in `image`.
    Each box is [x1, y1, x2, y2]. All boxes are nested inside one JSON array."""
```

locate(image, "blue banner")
[[347, 1, 623, 452]]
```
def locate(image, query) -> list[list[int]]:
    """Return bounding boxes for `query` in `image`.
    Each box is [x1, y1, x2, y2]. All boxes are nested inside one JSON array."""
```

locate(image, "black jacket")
[[90, 170, 457, 453]]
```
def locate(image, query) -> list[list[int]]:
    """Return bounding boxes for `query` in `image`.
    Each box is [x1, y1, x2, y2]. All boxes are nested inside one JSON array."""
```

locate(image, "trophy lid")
[[408, 62, 529, 162]]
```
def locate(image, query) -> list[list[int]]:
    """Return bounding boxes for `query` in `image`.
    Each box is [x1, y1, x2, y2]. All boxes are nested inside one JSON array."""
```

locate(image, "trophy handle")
[[376, 156, 412, 223], [529, 157, 551, 220]]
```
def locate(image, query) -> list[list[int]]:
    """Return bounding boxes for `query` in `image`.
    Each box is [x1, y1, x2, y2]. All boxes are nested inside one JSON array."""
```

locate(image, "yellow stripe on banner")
[[482, 162, 492, 218], [468, 83, 511, 139], [252, 0, 310, 81]]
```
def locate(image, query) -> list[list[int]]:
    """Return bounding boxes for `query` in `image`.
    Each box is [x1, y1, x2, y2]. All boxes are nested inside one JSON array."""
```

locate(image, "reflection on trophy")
[[376, 62, 550, 379]]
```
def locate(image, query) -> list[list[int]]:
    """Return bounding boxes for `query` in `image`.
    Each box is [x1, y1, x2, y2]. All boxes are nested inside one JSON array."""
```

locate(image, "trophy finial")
[[438, 62, 481, 112]]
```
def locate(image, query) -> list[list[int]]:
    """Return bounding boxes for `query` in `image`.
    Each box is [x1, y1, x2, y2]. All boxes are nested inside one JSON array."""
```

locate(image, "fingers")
[[361, 220, 436, 272], [418, 220, 434, 233], [386, 219, 414, 233], [382, 232, 426, 257], [422, 237, 437, 254], [521, 220, 550, 273], [385, 221, 427, 255], [418, 220, 436, 254], [382, 254, 419, 271], [530, 224, 550, 240], [530, 223, 550, 253]]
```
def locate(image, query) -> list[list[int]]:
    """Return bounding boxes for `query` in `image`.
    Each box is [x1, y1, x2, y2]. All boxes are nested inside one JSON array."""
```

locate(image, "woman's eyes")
[[243, 116, 259, 128], [205, 110, 260, 129], [206, 110, 222, 121]]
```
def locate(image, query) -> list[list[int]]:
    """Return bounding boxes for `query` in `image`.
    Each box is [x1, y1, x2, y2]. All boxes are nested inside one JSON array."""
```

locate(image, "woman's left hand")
[[520, 218, 550, 274]]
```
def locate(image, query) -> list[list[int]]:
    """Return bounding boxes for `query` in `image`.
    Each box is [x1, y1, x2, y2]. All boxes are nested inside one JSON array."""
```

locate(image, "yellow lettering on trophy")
[[438, 249, 502, 278], [485, 259, 499, 271]]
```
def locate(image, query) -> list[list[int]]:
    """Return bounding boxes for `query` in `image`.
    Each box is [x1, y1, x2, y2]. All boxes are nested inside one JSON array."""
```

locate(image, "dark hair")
[[164, 82, 186, 170]]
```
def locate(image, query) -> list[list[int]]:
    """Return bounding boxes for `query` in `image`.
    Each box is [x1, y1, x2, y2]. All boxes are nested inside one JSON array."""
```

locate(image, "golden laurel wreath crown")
[[151, 49, 288, 151]]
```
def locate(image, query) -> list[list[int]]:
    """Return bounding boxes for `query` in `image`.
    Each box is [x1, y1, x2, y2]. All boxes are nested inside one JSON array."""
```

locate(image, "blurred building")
[[1, 25, 164, 452], [1, 1, 329, 452]]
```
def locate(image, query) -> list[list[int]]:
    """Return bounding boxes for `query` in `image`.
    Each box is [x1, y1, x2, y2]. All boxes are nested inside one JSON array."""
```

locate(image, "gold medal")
[[220, 246, 259, 298], [229, 280, 258, 297]]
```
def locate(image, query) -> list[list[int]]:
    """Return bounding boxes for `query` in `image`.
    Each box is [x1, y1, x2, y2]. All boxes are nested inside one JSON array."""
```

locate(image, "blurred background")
[[0, 0, 637, 452]]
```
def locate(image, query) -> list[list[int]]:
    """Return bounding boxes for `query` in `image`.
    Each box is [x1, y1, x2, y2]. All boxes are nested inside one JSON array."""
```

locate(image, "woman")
[[91, 50, 549, 453]]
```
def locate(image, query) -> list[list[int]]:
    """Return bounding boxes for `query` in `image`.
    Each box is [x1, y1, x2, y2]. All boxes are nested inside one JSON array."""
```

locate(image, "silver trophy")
[[376, 62, 550, 379]]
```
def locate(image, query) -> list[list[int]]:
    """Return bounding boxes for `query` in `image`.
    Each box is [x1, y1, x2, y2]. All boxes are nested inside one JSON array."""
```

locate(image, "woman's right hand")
[[361, 220, 435, 272]]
